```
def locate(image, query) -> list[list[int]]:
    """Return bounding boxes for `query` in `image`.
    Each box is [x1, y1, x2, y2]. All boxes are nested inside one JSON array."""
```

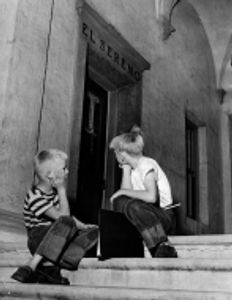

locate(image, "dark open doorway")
[[75, 77, 108, 228], [68, 1, 150, 257]]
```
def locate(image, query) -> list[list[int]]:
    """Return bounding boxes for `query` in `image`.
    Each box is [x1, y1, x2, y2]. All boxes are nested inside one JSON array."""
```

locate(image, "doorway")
[[68, 1, 150, 256], [74, 77, 108, 226]]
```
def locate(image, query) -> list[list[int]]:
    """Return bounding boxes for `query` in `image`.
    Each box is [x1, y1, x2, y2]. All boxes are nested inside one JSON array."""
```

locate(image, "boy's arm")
[[72, 216, 98, 230], [111, 171, 157, 203], [43, 185, 70, 220], [44, 170, 97, 229], [56, 185, 70, 215], [120, 164, 132, 189], [44, 171, 70, 220], [44, 192, 97, 229]]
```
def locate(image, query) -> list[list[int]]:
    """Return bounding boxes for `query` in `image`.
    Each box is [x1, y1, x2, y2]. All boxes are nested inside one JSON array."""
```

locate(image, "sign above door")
[[76, 1, 150, 87]]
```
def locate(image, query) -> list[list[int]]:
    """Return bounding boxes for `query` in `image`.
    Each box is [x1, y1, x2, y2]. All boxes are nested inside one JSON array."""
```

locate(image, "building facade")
[[0, 0, 232, 236]]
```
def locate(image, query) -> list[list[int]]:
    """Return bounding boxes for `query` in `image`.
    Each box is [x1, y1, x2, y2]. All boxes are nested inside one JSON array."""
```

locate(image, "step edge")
[[1, 282, 232, 297], [2, 258, 232, 271]]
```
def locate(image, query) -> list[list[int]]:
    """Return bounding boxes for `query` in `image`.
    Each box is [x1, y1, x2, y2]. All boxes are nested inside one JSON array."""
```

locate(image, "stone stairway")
[[1, 217, 232, 299]]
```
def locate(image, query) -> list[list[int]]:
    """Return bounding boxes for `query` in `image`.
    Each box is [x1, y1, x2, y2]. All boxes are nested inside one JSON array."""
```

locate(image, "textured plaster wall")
[[88, 0, 223, 233], [0, 0, 82, 214], [0, 0, 83, 214], [0, 0, 54, 213], [38, 0, 80, 152], [0, 0, 18, 122], [0, 0, 19, 211], [188, 0, 232, 87]]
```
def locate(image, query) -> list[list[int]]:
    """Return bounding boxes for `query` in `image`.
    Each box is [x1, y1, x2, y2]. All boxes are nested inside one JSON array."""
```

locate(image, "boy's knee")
[[113, 196, 130, 211], [57, 215, 74, 227], [126, 200, 141, 215]]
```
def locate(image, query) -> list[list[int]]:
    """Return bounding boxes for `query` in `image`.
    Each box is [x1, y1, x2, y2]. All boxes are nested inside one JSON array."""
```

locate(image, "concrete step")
[[171, 234, 232, 244], [2, 257, 232, 293], [1, 231, 232, 293], [146, 234, 232, 258], [64, 258, 232, 293], [1, 214, 232, 299], [1, 230, 232, 298], [1, 283, 232, 300], [171, 234, 232, 258], [2, 232, 232, 258], [169, 243, 232, 258], [1, 214, 232, 259]]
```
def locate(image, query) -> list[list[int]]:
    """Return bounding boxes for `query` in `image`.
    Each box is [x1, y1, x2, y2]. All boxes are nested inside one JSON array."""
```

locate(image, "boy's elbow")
[[52, 213, 67, 220], [58, 205, 70, 216], [59, 212, 70, 217], [146, 194, 156, 203], [55, 209, 70, 219], [59, 210, 70, 217]]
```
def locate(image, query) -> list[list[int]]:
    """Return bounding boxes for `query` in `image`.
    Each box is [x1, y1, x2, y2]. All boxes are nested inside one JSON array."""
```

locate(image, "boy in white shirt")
[[110, 126, 177, 257]]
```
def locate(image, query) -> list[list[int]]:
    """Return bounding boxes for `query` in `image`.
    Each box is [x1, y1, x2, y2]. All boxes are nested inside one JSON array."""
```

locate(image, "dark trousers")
[[113, 196, 173, 250], [27, 216, 98, 270]]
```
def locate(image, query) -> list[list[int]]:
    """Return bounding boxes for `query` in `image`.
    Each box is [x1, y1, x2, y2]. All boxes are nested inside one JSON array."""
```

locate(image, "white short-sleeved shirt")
[[130, 156, 173, 207]]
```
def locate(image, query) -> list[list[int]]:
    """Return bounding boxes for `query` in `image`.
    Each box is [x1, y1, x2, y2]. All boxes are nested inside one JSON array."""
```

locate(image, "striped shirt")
[[23, 186, 59, 229]]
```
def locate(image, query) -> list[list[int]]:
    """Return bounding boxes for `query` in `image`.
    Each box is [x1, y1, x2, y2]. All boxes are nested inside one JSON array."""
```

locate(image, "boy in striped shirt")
[[11, 149, 98, 284]]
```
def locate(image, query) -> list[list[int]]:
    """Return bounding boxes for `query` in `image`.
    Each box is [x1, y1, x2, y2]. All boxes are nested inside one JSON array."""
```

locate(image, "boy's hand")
[[51, 169, 66, 188], [82, 224, 99, 230], [120, 164, 132, 172], [72, 216, 98, 231], [76, 223, 98, 231]]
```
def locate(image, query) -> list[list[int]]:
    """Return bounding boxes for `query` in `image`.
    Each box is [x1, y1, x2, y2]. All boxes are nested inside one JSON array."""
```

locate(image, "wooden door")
[[75, 78, 108, 226]]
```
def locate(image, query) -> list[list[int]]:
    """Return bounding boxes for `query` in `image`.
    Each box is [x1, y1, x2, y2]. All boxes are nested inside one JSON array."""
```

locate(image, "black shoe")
[[154, 243, 178, 258], [11, 265, 37, 283], [36, 265, 70, 285], [149, 246, 158, 257], [98, 255, 110, 261]]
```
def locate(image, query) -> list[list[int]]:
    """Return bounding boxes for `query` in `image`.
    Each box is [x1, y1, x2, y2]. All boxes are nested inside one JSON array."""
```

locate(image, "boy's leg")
[[11, 253, 42, 283], [11, 217, 74, 284], [11, 254, 69, 285], [113, 196, 177, 257], [34, 216, 98, 270], [27, 225, 51, 255], [35, 216, 76, 263], [11, 225, 49, 283], [28, 224, 70, 284], [58, 226, 99, 270]]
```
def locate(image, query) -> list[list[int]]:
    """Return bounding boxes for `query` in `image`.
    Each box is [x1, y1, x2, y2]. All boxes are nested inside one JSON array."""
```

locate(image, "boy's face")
[[114, 150, 127, 165], [39, 158, 68, 184]]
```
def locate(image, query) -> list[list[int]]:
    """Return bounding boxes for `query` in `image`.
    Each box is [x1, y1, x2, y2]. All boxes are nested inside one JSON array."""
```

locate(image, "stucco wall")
[[0, 0, 81, 213], [38, 0, 80, 151], [0, 0, 54, 213], [0, 0, 19, 212], [188, 0, 232, 87]]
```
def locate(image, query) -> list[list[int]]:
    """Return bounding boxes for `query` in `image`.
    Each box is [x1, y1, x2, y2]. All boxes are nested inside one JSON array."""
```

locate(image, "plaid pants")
[[27, 216, 98, 270], [113, 196, 173, 250]]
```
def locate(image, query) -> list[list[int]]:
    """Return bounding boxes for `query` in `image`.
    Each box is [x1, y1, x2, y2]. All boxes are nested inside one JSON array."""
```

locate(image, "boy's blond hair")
[[110, 125, 144, 155], [34, 149, 68, 179]]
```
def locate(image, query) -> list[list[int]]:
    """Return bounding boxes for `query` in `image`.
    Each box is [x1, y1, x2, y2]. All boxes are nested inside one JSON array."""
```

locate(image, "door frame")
[[67, 0, 150, 211]]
